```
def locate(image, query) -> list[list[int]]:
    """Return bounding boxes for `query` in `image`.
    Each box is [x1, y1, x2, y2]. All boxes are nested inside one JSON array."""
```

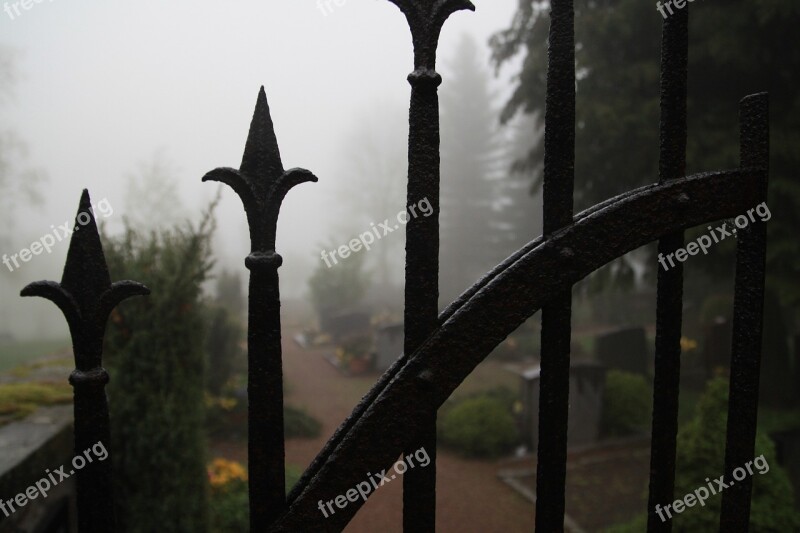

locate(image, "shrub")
[[206, 398, 321, 441], [601, 370, 652, 436], [104, 215, 215, 533], [208, 459, 248, 533], [672, 378, 800, 531], [0, 382, 72, 422], [439, 393, 518, 458], [215, 269, 245, 318], [608, 379, 800, 531], [307, 244, 370, 324], [205, 305, 243, 397], [286, 464, 302, 494], [208, 459, 303, 532], [284, 405, 322, 439]]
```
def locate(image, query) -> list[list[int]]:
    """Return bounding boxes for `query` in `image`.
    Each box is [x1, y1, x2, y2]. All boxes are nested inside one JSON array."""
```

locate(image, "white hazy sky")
[[0, 0, 521, 334]]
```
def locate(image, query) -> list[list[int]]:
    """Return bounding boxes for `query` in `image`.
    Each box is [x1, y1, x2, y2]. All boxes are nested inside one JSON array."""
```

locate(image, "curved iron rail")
[[273, 166, 763, 531]]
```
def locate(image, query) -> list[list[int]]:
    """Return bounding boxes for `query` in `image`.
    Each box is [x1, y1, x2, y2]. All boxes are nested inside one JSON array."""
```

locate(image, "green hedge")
[[284, 405, 322, 439], [439, 390, 519, 458], [208, 461, 302, 533], [601, 370, 652, 436], [104, 220, 214, 533], [672, 378, 800, 531], [608, 378, 800, 531]]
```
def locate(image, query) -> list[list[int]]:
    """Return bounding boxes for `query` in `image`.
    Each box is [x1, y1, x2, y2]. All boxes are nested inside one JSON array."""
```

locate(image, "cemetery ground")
[[1, 306, 799, 531], [205, 311, 680, 532]]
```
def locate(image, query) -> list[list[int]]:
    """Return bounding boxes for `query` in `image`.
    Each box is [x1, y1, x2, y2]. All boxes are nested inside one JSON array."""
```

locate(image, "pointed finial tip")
[[79, 189, 92, 206]]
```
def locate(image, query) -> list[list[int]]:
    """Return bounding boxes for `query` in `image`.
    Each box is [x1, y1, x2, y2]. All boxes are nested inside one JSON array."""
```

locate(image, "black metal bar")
[[535, 0, 575, 529], [21, 190, 149, 533], [273, 167, 763, 532], [647, 5, 689, 532], [382, 1, 474, 530], [203, 87, 317, 529], [402, 66, 440, 530], [719, 92, 769, 532]]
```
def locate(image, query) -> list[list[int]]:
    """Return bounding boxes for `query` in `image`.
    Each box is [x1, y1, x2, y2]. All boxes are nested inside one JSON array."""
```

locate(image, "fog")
[[0, 0, 521, 339]]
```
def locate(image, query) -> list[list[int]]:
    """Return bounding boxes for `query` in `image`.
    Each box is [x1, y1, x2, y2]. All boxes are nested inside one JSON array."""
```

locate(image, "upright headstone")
[[771, 428, 800, 508], [325, 311, 371, 342], [518, 362, 607, 451], [374, 323, 404, 373], [595, 327, 649, 376], [702, 318, 732, 378]]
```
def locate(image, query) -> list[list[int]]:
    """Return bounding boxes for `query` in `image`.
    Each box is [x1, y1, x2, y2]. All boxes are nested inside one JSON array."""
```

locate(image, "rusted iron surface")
[[535, 0, 575, 528], [21, 190, 149, 533], [719, 93, 769, 532], [272, 166, 766, 532], [203, 87, 318, 529], [384, 0, 475, 529], [647, 6, 689, 532]]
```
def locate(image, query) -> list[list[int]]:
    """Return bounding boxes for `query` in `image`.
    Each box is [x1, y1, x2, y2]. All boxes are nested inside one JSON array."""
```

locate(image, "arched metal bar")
[[272, 166, 763, 532], [286, 178, 669, 508]]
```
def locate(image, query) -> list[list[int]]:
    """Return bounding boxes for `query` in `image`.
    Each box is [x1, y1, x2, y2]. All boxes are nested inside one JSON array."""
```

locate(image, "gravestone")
[[324, 311, 371, 342], [518, 361, 607, 451], [771, 428, 800, 508], [702, 318, 732, 378], [374, 323, 404, 373], [595, 327, 649, 376]]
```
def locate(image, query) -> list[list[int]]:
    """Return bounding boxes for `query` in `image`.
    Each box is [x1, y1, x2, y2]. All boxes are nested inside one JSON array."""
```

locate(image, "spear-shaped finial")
[[382, 2, 472, 531], [203, 86, 318, 253], [22, 189, 150, 368], [202, 87, 317, 530], [386, 0, 475, 70], [21, 189, 149, 531]]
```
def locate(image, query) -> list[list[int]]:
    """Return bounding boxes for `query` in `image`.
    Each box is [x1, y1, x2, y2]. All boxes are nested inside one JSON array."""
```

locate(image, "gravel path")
[[281, 335, 535, 532]]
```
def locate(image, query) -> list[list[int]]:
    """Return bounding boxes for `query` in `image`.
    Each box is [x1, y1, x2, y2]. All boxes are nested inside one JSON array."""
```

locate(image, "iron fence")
[[23, 0, 768, 531]]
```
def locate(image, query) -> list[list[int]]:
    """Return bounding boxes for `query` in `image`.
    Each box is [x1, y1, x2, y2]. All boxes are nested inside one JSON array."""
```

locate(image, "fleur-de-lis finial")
[[21, 189, 149, 532], [202, 87, 317, 529], [386, 0, 475, 70], [21, 189, 150, 370], [202, 86, 318, 255]]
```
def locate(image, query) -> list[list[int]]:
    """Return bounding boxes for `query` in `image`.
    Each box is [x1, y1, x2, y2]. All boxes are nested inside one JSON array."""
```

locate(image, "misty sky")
[[0, 0, 520, 336]]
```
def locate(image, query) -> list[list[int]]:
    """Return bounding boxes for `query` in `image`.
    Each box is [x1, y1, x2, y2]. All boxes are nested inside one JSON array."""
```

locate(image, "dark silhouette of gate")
[[24, 0, 769, 531]]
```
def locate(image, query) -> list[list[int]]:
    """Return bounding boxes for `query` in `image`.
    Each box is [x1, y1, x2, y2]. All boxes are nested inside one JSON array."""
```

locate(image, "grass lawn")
[[0, 339, 70, 373]]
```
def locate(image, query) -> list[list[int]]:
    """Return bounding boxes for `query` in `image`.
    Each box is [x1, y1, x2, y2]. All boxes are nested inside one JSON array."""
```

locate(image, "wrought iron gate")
[[23, 0, 769, 531]]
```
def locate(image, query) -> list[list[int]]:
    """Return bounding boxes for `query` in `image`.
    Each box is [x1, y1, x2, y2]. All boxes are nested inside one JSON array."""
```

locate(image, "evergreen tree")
[[491, 0, 800, 403], [333, 102, 408, 286], [439, 34, 506, 302], [494, 113, 543, 255], [491, 0, 800, 306], [103, 207, 216, 533]]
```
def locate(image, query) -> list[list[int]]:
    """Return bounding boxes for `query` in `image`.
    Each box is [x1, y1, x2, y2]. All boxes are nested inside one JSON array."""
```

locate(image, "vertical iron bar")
[[381, 3, 475, 530], [719, 92, 769, 532], [403, 67, 441, 532], [70, 367, 115, 533], [21, 190, 149, 533], [646, 5, 689, 532], [246, 252, 287, 529], [535, 0, 575, 529], [203, 88, 317, 529]]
